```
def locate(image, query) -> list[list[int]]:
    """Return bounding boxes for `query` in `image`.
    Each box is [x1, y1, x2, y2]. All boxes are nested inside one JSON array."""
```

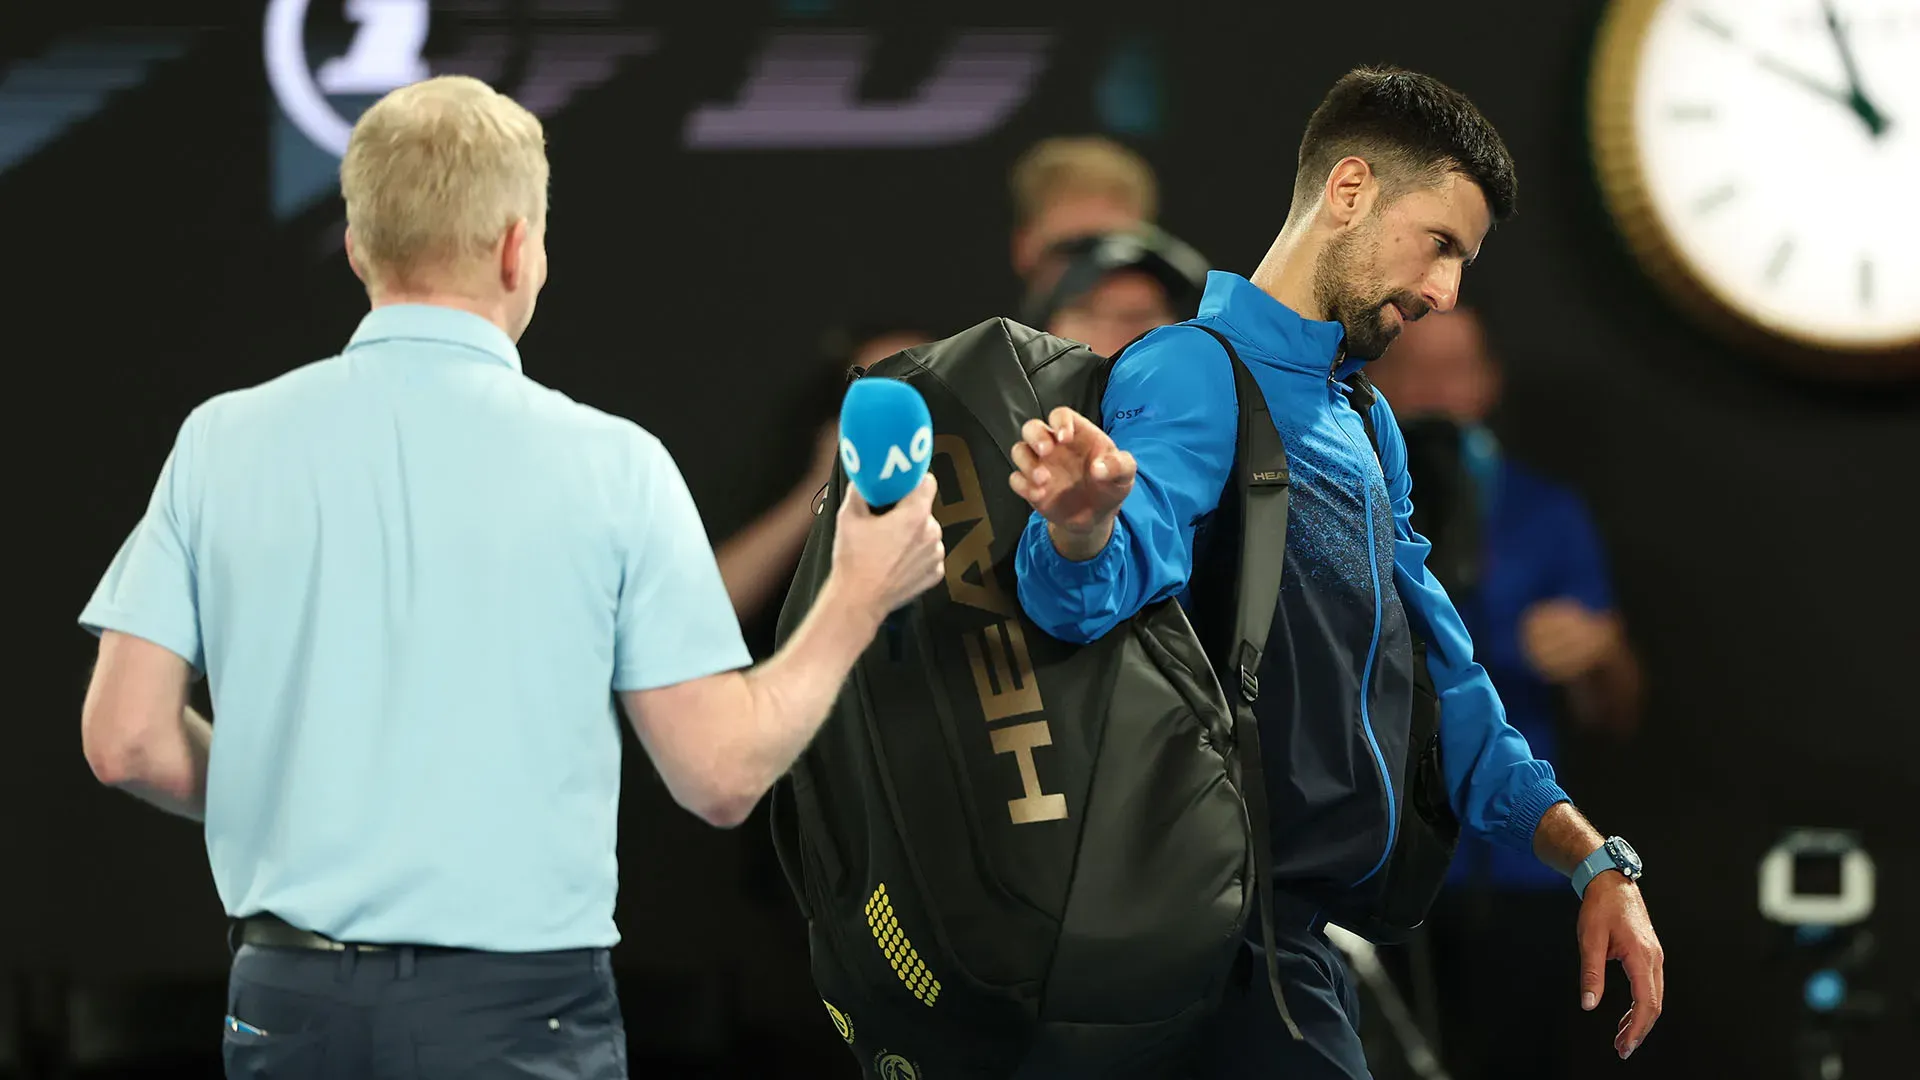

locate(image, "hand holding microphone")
[[829, 379, 945, 623]]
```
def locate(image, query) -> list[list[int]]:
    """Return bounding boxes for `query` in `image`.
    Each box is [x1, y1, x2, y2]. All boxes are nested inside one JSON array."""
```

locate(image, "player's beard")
[[1314, 221, 1428, 361]]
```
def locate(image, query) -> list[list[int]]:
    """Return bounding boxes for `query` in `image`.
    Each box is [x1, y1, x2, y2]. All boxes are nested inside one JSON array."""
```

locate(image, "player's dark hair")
[[1295, 66, 1518, 222]]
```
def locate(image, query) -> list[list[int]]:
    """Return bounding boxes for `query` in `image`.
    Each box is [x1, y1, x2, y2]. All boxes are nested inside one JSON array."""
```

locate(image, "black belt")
[[233, 913, 408, 953]]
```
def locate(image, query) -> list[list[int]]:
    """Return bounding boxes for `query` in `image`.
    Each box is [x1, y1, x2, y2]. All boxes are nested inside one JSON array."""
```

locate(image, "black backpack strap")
[[1189, 325, 1304, 1042]]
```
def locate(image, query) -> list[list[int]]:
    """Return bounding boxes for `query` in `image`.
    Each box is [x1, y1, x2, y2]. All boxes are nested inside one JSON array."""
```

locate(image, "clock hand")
[[1753, 52, 1855, 109], [1819, 0, 1892, 137]]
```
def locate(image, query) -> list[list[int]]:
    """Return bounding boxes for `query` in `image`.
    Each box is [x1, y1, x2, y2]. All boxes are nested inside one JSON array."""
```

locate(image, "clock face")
[[1620, 0, 1920, 351]]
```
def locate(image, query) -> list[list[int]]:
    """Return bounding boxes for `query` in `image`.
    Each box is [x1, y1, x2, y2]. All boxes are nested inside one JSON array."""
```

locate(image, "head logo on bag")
[[931, 433, 1067, 825], [772, 319, 1265, 1077]]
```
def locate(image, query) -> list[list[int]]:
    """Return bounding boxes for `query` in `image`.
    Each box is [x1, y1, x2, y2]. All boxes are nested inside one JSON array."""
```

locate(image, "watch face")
[[1616, 0, 1920, 351], [1610, 837, 1643, 874]]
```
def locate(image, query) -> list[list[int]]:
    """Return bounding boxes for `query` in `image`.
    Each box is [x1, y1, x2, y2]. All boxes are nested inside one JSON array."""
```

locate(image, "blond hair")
[[1008, 136, 1158, 227], [340, 76, 548, 289]]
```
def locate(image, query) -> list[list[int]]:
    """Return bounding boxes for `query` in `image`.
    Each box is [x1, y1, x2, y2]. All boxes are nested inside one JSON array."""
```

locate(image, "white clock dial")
[[1628, 0, 1920, 350]]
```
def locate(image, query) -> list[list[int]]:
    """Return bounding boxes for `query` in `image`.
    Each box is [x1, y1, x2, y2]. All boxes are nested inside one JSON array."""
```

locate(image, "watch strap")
[[1571, 843, 1615, 899]]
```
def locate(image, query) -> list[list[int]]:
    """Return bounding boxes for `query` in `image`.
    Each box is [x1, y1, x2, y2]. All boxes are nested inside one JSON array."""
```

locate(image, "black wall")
[[8, 2, 1917, 1076]]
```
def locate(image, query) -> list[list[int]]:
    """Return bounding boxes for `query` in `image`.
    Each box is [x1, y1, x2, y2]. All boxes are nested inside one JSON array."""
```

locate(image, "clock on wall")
[[1591, 0, 1920, 378]]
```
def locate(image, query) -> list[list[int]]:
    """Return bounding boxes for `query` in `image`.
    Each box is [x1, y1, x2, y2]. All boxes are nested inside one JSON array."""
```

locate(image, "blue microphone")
[[838, 378, 933, 513]]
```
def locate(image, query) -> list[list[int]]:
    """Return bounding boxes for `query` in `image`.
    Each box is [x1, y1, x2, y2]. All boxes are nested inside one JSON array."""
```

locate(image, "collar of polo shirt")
[[345, 305, 524, 373]]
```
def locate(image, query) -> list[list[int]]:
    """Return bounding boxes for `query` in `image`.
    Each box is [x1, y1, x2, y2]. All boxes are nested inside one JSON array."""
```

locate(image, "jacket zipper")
[[1329, 375, 1398, 887]]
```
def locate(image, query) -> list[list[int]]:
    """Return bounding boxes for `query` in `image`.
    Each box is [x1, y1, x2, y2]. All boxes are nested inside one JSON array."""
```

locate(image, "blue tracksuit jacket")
[[1015, 271, 1569, 897]]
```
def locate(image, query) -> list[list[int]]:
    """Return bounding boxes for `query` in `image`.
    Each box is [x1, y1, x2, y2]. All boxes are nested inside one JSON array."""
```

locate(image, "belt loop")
[[337, 945, 357, 983], [398, 946, 416, 981]]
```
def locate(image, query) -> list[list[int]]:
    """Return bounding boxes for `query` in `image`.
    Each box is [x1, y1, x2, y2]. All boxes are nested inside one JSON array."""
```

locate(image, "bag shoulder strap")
[[1187, 324, 1304, 1042]]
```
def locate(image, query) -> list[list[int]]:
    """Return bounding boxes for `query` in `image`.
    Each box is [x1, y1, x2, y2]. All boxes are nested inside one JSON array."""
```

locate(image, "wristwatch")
[[1571, 836, 1643, 899]]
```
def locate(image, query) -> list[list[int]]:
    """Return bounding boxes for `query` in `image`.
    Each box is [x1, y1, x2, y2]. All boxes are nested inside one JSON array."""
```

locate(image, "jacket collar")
[[1195, 271, 1365, 380]]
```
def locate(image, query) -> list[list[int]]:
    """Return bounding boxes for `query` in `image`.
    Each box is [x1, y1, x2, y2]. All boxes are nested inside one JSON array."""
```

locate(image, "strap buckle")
[[1236, 642, 1261, 703]]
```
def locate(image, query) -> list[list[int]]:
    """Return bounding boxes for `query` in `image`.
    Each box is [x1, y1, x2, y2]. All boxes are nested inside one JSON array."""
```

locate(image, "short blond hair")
[[340, 76, 548, 288], [1008, 136, 1158, 227]]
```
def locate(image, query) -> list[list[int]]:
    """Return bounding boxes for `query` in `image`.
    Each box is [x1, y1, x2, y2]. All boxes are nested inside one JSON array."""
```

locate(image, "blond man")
[[76, 75, 943, 1079], [1007, 134, 1158, 281]]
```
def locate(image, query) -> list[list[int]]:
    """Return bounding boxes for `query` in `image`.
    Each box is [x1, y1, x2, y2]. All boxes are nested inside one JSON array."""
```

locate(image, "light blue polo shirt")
[[79, 304, 751, 951]]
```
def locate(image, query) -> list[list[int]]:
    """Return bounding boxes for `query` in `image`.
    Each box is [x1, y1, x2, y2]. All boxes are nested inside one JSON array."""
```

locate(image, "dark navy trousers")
[[1187, 924, 1372, 1078], [222, 942, 627, 1079]]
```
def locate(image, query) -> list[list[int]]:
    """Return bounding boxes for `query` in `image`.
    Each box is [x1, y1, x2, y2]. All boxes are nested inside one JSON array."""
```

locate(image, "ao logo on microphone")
[[837, 378, 934, 508], [839, 427, 932, 484]]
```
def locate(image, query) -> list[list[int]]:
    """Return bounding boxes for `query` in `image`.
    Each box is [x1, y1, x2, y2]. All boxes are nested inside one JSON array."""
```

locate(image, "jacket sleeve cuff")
[[1504, 776, 1572, 854], [1015, 514, 1130, 643], [1032, 516, 1126, 584]]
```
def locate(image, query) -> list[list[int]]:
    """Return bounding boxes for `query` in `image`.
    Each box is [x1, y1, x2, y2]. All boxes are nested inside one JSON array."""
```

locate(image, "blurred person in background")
[[1367, 306, 1643, 1080], [1020, 225, 1210, 358], [1008, 135, 1158, 287], [717, 323, 932, 923], [716, 323, 932, 655], [74, 75, 944, 1080]]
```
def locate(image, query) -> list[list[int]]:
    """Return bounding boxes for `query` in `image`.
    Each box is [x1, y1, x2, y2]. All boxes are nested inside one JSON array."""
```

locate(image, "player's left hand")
[[1577, 872, 1664, 1059]]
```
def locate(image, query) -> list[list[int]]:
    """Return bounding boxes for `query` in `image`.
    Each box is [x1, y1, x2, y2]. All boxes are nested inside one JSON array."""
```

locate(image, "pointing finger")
[[1090, 450, 1137, 485], [1010, 443, 1051, 488], [1619, 945, 1662, 1058], [1020, 418, 1055, 457], [1051, 408, 1075, 445], [1578, 921, 1606, 1014]]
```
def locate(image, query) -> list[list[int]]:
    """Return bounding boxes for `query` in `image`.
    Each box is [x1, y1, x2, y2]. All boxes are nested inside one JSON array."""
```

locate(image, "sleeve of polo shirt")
[[1374, 393, 1570, 854], [1014, 324, 1237, 644], [612, 437, 752, 692], [79, 411, 206, 672]]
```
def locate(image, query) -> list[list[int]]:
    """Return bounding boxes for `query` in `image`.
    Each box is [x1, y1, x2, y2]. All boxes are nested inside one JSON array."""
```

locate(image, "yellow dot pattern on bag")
[[866, 884, 941, 1006]]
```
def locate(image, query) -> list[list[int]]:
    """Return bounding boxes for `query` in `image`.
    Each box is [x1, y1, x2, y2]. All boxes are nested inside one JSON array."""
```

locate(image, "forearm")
[[1046, 519, 1114, 561], [102, 706, 212, 821], [1531, 800, 1607, 877], [718, 576, 882, 812], [715, 489, 819, 620]]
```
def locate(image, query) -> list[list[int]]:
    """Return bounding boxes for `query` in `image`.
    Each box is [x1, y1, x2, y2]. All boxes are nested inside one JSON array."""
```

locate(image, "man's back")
[[85, 305, 747, 950]]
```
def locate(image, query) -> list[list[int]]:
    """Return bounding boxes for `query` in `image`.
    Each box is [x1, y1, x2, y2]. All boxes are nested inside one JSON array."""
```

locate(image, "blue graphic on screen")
[[1096, 35, 1163, 138]]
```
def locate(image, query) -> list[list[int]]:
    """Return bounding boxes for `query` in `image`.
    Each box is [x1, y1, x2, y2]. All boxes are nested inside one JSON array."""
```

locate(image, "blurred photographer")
[[1008, 135, 1158, 286], [715, 324, 931, 655], [1022, 226, 1209, 358]]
